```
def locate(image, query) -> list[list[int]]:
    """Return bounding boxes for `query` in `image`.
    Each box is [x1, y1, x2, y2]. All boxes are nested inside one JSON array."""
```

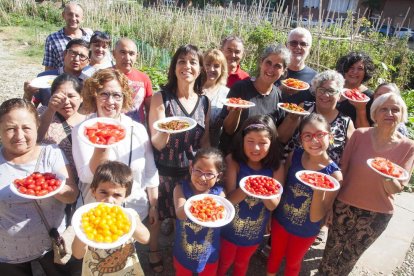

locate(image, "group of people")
[[0, 2, 413, 276]]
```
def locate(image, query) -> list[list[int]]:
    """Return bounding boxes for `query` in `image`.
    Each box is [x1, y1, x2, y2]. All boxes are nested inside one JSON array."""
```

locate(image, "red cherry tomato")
[[13, 173, 61, 197]]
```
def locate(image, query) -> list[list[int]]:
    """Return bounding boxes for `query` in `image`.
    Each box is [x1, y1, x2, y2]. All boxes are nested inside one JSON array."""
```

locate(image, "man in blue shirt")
[[42, 2, 92, 70], [24, 39, 89, 106]]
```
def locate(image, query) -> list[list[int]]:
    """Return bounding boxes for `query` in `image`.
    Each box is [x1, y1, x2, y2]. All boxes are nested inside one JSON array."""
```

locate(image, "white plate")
[[277, 103, 310, 116], [281, 79, 310, 91], [341, 89, 370, 103], [78, 117, 127, 149], [184, 194, 235, 228], [71, 202, 136, 250], [10, 174, 66, 200], [30, 75, 57, 89], [222, 98, 255, 108], [153, 116, 197, 134], [295, 170, 340, 191], [239, 175, 283, 199], [366, 158, 409, 181]]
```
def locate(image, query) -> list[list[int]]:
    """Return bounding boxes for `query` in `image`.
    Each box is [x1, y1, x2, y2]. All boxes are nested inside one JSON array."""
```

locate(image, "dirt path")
[[0, 28, 43, 103]]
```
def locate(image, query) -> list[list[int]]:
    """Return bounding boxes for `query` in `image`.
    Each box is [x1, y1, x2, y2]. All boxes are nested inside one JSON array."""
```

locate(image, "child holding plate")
[[72, 161, 150, 276], [267, 113, 342, 275], [217, 115, 284, 276], [173, 148, 227, 275]]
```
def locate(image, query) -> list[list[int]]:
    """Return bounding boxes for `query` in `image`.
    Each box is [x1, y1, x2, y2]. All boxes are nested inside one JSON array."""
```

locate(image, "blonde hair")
[[81, 68, 133, 113], [203, 49, 228, 86]]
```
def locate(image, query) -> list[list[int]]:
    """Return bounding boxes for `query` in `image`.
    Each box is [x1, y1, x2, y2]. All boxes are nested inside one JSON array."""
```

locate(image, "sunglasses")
[[92, 31, 111, 40], [288, 40, 310, 48]]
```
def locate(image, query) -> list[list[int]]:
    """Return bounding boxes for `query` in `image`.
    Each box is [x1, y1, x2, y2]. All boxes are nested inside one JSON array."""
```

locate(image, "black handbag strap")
[[128, 125, 133, 166], [55, 113, 72, 144]]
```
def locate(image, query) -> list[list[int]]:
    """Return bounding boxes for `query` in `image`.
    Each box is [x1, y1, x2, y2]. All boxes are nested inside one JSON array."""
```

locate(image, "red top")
[[124, 68, 153, 123], [338, 128, 414, 214], [226, 65, 249, 88]]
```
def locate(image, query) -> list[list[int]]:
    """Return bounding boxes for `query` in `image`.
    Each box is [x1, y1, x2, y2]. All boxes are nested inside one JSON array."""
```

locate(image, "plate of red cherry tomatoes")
[[295, 170, 340, 191], [367, 158, 409, 181], [78, 117, 127, 148], [341, 88, 370, 103], [239, 175, 283, 199], [11, 172, 65, 199], [184, 194, 235, 228]]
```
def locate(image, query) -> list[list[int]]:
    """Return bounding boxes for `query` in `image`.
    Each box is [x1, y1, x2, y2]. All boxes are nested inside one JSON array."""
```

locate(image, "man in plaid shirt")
[[42, 2, 92, 70]]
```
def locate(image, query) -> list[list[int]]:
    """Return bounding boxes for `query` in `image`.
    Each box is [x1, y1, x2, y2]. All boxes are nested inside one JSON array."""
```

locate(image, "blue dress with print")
[[173, 181, 223, 272], [221, 162, 273, 246], [274, 148, 340, 237]]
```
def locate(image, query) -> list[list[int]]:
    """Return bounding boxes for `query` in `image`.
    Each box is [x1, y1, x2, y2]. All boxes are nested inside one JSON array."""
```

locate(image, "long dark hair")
[[51, 73, 82, 95], [162, 44, 204, 94], [231, 115, 283, 171]]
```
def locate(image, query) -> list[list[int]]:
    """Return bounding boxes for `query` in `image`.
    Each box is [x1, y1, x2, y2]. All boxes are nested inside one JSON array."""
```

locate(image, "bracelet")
[[385, 178, 393, 182]]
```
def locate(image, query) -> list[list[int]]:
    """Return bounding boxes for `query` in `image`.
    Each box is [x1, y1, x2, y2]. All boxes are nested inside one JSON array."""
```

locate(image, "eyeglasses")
[[288, 40, 310, 48], [191, 168, 219, 180], [316, 87, 339, 96], [301, 131, 330, 142], [66, 49, 89, 62], [97, 91, 123, 101]]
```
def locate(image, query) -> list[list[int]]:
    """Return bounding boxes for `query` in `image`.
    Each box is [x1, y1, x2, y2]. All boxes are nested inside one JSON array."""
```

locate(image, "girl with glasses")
[[285, 70, 355, 165], [172, 148, 225, 275], [218, 115, 284, 276], [267, 113, 342, 276]]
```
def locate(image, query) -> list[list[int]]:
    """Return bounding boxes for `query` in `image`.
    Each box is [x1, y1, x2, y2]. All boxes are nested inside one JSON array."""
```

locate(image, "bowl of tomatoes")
[[78, 117, 127, 148], [184, 194, 235, 228], [367, 158, 409, 181], [295, 170, 340, 191], [239, 175, 283, 199], [71, 202, 136, 249], [11, 172, 66, 199]]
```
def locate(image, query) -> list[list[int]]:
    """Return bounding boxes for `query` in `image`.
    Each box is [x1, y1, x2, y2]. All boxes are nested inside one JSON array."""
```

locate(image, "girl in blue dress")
[[267, 113, 342, 275], [173, 148, 226, 275], [218, 115, 284, 276]]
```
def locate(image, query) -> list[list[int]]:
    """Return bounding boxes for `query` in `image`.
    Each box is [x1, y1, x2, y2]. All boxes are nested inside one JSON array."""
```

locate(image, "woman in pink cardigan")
[[318, 93, 414, 275]]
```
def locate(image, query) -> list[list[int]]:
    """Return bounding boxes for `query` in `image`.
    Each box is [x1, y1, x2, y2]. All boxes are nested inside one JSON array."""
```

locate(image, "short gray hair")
[[370, 93, 408, 123], [374, 82, 400, 95], [310, 70, 344, 95], [288, 27, 312, 45], [220, 36, 244, 49], [259, 44, 291, 69]]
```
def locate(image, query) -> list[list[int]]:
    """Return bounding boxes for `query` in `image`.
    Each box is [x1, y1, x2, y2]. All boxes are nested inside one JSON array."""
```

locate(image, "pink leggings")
[[217, 238, 259, 276], [173, 257, 218, 276], [267, 219, 316, 275]]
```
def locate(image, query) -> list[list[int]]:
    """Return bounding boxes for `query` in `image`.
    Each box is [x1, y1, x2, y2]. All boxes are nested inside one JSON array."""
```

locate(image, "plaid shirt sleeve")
[[42, 34, 55, 67]]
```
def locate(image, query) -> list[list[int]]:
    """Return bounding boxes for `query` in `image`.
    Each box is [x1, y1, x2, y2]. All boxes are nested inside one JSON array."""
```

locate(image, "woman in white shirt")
[[72, 68, 159, 222]]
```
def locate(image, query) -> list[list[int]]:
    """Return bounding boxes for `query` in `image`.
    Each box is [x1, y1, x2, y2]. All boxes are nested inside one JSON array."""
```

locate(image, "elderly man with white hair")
[[279, 27, 317, 104]]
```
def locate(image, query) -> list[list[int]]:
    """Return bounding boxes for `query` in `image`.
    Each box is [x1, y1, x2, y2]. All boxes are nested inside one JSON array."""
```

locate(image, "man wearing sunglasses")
[[278, 27, 317, 104], [42, 2, 92, 70], [24, 39, 90, 107]]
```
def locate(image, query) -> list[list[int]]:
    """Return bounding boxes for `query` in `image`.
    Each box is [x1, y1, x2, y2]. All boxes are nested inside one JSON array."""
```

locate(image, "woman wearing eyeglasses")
[[81, 31, 113, 79], [336, 51, 376, 128], [318, 93, 414, 275], [285, 70, 355, 165], [71, 68, 159, 222]]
